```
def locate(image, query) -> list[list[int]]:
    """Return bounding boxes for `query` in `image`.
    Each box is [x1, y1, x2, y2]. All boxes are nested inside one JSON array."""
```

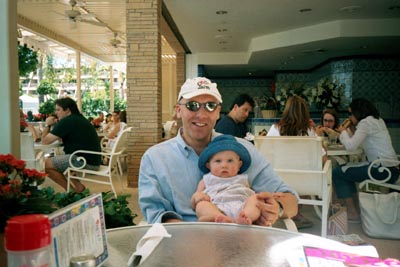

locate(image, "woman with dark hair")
[[333, 98, 399, 222]]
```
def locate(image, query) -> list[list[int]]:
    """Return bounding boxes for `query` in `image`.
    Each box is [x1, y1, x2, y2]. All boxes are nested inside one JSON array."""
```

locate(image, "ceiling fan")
[[58, 0, 106, 27], [109, 32, 126, 48]]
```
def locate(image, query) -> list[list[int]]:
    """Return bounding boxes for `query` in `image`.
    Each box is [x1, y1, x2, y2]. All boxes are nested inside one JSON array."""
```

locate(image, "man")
[[42, 97, 101, 192], [139, 77, 298, 226], [215, 94, 255, 138]]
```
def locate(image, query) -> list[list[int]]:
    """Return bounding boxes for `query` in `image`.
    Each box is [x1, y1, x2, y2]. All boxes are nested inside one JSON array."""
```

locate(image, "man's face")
[[176, 94, 221, 146], [234, 102, 252, 123], [55, 104, 70, 120]]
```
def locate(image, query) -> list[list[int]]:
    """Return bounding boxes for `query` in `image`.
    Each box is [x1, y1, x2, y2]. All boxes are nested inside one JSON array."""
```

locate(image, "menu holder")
[[48, 193, 108, 267]]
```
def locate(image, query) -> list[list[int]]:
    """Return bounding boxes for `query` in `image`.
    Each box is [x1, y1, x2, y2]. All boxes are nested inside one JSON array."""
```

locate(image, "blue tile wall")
[[208, 57, 400, 153]]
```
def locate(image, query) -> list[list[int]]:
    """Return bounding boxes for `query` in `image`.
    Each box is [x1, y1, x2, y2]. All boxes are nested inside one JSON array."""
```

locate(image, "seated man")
[[42, 98, 102, 192], [139, 77, 298, 226], [215, 94, 255, 138]]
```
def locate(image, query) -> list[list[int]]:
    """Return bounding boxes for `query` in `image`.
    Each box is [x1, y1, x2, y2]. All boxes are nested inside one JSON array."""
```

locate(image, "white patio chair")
[[359, 155, 400, 192], [64, 127, 132, 198], [254, 136, 332, 237], [100, 122, 128, 175]]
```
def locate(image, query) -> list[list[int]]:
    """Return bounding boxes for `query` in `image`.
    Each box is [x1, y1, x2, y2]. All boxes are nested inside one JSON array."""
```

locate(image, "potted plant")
[[259, 95, 278, 118]]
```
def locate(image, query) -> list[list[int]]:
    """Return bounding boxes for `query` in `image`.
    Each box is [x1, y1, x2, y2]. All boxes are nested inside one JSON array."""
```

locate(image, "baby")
[[191, 135, 262, 224]]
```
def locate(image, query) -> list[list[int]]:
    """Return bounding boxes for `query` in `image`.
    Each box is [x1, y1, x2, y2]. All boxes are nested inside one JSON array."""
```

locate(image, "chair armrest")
[[68, 149, 123, 169], [367, 158, 400, 184]]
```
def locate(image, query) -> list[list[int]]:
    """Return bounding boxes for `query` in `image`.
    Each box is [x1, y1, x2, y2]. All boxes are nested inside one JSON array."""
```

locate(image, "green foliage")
[[102, 192, 136, 228], [41, 188, 137, 229], [37, 80, 57, 95], [81, 88, 126, 117], [18, 45, 38, 77], [43, 55, 57, 83], [38, 99, 55, 115]]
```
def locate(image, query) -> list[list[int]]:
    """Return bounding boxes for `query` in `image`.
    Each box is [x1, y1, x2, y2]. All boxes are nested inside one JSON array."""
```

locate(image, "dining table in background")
[[327, 144, 365, 165], [34, 140, 64, 156], [104, 222, 378, 267]]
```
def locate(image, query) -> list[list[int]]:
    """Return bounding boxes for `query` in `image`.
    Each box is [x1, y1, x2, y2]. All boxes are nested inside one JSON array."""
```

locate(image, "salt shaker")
[[69, 254, 96, 267], [5, 214, 52, 267]]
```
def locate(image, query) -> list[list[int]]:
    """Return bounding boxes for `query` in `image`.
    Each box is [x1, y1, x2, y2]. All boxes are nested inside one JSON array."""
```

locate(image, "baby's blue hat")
[[198, 135, 251, 174]]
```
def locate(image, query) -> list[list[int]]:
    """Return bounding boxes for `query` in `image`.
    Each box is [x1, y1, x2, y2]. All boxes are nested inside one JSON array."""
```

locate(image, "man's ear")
[[175, 104, 182, 119]]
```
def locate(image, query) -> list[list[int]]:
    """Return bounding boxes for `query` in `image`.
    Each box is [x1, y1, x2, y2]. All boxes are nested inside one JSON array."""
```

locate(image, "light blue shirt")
[[139, 130, 298, 223]]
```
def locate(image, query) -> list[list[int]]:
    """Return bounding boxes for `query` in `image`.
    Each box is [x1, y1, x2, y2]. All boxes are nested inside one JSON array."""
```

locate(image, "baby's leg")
[[236, 194, 262, 225], [196, 201, 233, 222]]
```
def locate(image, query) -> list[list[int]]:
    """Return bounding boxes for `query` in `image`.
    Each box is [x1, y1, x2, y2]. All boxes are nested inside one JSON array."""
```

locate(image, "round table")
[[104, 223, 376, 267]]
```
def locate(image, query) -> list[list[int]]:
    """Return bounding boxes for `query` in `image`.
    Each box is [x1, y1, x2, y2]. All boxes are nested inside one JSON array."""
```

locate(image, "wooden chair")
[[64, 127, 132, 198], [254, 136, 332, 237]]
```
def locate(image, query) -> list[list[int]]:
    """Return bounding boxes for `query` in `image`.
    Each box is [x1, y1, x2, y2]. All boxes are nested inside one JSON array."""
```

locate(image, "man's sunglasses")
[[179, 101, 220, 112]]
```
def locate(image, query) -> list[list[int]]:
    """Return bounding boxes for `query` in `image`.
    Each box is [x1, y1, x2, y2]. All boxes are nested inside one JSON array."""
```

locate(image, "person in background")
[[92, 112, 104, 128], [20, 109, 41, 142], [192, 135, 264, 224], [315, 108, 340, 138], [102, 111, 123, 139], [41, 98, 101, 193], [215, 94, 255, 138], [105, 113, 112, 124], [333, 98, 399, 223], [267, 95, 325, 229], [139, 77, 298, 225]]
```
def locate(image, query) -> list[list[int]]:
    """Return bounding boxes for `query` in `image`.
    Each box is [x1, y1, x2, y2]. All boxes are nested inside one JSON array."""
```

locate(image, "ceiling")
[[17, 0, 400, 77]]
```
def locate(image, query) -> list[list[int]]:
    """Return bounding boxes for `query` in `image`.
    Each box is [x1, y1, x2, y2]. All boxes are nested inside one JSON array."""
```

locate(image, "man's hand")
[[191, 192, 210, 210], [254, 192, 280, 226]]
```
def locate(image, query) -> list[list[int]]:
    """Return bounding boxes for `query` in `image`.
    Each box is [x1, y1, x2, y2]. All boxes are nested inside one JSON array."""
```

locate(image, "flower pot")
[[261, 110, 278, 119]]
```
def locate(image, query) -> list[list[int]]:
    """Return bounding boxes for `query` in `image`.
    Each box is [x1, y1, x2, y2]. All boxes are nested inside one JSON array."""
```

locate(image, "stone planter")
[[261, 110, 278, 118]]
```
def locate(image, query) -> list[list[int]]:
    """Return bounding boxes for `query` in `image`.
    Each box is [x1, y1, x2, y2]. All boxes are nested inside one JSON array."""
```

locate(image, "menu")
[[48, 193, 108, 267], [304, 247, 400, 267]]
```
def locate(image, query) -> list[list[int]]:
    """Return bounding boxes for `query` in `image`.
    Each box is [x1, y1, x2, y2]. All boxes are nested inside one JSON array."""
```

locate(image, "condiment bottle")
[[4, 214, 52, 267]]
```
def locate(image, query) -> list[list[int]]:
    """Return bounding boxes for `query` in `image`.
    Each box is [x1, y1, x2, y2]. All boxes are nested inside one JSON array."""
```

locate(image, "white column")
[[109, 66, 114, 112], [0, 0, 19, 155], [76, 51, 82, 111]]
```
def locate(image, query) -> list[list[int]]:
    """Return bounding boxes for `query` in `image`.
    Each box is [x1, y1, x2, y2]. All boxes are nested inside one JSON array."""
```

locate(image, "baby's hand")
[[191, 192, 210, 210]]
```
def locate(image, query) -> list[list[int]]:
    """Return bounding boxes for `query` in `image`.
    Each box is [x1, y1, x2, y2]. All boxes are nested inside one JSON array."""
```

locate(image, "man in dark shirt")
[[215, 94, 255, 138], [41, 97, 101, 192]]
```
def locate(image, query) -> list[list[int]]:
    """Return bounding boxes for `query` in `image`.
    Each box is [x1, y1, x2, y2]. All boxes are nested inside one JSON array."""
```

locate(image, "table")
[[34, 141, 63, 156], [104, 223, 377, 267], [326, 144, 363, 156]]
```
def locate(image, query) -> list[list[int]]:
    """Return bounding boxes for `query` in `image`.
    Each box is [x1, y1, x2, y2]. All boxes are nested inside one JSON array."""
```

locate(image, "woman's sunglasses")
[[179, 101, 220, 112]]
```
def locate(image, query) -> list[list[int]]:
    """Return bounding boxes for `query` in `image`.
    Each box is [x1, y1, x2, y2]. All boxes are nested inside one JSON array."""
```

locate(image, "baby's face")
[[206, 150, 243, 178]]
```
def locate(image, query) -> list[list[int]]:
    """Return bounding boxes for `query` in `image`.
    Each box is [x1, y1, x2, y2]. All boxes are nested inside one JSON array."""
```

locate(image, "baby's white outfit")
[[203, 173, 255, 219]]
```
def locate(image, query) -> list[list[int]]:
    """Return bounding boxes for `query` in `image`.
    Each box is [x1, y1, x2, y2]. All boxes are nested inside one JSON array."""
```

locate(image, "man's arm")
[[41, 116, 60, 145]]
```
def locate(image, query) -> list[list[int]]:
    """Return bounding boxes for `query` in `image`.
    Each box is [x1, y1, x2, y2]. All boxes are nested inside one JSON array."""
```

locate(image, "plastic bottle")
[[4, 214, 52, 267]]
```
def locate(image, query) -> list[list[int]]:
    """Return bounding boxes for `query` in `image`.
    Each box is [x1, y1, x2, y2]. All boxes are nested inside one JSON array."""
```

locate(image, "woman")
[[315, 108, 340, 137], [102, 111, 123, 139], [333, 98, 399, 222], [267, 96, 324, 229]]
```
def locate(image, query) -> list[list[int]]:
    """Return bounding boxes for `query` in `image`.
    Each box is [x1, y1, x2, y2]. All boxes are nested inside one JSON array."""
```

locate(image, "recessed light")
[[299, 8, 312, 13], [340, 5, 362, 13], [216, 10, 228, 15]]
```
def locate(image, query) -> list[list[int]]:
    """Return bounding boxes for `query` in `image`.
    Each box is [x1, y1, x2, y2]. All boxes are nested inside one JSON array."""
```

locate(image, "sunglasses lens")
[[205, 102, 218, 111], [186, 101, 200, 111]]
